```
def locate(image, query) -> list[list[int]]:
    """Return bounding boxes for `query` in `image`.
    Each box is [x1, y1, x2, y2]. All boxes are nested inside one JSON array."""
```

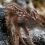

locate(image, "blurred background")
[[0, 0, 45, 16]]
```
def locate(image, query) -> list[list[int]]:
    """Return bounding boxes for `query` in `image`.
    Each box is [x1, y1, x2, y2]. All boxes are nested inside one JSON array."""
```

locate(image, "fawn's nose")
[[26, 0, 29, 4]]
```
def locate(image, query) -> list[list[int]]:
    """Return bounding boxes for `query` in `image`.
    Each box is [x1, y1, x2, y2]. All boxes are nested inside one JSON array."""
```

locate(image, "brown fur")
[[35, 14, 45, 26], [5, 3, 34, 45]]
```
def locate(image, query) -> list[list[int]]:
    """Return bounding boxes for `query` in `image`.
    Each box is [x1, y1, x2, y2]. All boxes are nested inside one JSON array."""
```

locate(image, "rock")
[[30, 27, 45, 45], [0, 8, 9, 45]]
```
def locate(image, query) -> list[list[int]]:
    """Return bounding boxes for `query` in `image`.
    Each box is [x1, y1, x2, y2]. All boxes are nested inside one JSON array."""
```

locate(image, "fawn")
[[4, 3, 34, 45]]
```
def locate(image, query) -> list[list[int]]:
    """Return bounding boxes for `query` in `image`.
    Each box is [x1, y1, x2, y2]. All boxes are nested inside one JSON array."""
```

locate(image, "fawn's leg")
[[22, 25, 33, 45], [15, 24, 27, 45], [8, 24, 19, 45], [9, 33, 19, 45]]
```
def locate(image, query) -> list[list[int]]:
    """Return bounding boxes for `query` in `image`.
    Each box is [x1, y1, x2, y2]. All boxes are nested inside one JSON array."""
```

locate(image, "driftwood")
[[4, 3, 34, 45]]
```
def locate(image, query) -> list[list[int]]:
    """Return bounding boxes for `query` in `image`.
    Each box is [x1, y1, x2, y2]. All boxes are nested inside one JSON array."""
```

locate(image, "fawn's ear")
[[30, 9, 38, 20]]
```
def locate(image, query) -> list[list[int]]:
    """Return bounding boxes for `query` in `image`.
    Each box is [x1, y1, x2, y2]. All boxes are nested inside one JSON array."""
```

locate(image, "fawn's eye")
[[42, 23, 45, 25]]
